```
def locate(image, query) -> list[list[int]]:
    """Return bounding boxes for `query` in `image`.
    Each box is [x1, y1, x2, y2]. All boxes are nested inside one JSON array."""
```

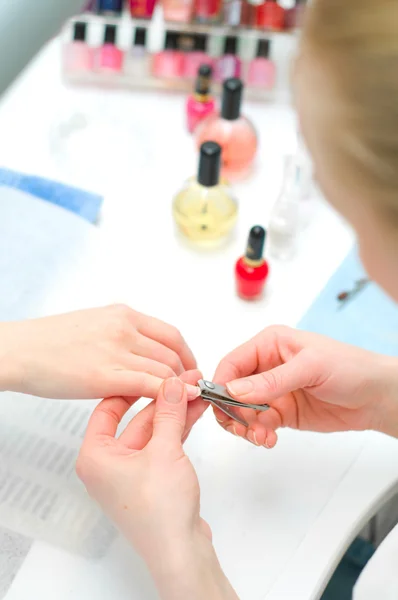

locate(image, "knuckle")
[[145, 363, 175, 381], [265, 324, 292, 338], [170, 326, 184, 350], [111, 303, 132, 318], [260, 370, 282, 397], [153, 411, 183, 430], [110, 318, 130, 344], [169, 353, 182, 373], [163, 365, 176, 378]]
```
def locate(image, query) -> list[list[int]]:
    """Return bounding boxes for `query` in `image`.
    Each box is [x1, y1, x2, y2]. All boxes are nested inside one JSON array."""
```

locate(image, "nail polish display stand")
[[61, 6, 298, 101]]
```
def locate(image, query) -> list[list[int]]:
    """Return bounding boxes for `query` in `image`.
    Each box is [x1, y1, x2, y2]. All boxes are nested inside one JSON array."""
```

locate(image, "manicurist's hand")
[[77, 370, 238, 600], [213, 326, 398, 447], [0, 304, 198, 400]]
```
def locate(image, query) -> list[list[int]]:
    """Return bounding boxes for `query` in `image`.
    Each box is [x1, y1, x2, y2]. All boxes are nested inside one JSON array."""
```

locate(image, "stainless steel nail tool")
[[198, 379, 269, 428]]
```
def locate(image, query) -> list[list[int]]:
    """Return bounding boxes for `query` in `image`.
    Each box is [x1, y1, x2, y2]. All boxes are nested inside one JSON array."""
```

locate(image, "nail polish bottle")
[[214, 36, 241, 82], [96, 24, 124, 73], [152, 32, 184, 78], [235, 226, 269, 301], [183, 34, 213, 78], [186, 64, 216, 133], [255, 0, 285, 31], [63, 22, 94, 74], [125, 27, 150, 79], [173, 142, 238, 246], [223, 0, 252, 26], [194, 0, 222, 24], [129, 0, 157, 19], [162, 0, 194, 23], [84, 0, 97, 11], [247, 39, 275, 89], [196, 78, 258, 180], [97, 0, 123, 15], [284, 0, 306, 30]]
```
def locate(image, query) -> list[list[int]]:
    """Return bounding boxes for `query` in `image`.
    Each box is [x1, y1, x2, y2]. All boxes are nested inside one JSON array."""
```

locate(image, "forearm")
[[148, 537, 239, 600]]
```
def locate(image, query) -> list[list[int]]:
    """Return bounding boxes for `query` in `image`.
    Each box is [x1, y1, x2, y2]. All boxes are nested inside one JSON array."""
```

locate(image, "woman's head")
[[294, 0, 398, 299]]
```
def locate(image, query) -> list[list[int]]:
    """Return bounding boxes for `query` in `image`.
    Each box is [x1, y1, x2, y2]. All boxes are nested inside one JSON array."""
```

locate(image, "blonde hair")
[[300, 0, 398, 220]]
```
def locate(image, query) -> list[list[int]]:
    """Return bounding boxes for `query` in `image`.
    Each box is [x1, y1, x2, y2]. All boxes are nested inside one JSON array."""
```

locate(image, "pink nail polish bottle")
[[96, 24, 124, 73], [63, 22, 94, 74], [183, 34, 214, 79], [214, 36, 241, 83], [162, 0, 194, 23], [152, 32, 185, 79], [247, 39, 276, 89], [186, 64, 216, 133], [195, 78, 258, 180]]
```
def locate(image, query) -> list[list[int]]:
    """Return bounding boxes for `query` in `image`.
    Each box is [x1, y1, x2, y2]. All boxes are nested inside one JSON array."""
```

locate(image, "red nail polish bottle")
[[235, 226, 269, 301], [255, 0, 285, 31]]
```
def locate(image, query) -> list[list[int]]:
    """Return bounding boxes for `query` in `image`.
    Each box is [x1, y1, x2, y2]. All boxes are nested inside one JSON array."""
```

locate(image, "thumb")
[[151, 377, 188, 450], [226, 352, 318, 405]]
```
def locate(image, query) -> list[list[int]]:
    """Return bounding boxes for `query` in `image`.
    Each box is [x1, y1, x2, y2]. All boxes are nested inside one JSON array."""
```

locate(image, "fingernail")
[[186, 384, 200, 400], [226, 425, 237, 436], [247, 430, 259, 446], [164, 378, 184, 404], [216, 416, 226, 424], [264, 439, 271, 449], [227, 379, 254, 397]]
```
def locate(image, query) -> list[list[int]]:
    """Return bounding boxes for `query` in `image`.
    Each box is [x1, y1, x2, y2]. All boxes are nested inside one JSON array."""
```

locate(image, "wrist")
[[374, 356, 398, 438], [0, 322, 22, 392], [147, 534, 235, 600]]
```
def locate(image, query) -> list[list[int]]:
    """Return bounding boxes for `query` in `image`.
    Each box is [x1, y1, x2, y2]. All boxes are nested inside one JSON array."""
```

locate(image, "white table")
[[0, 38, 397, 600]]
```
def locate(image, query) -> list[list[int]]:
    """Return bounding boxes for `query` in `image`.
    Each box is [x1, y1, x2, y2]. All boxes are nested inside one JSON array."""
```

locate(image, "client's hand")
[[77, 370, 238, 600], [0, 304, 198, 400], [214, 326, 398, 447]]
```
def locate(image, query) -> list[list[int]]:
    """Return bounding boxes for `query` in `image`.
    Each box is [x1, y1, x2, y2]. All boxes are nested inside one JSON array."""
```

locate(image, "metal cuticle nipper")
[[198, 379, 269, 428]]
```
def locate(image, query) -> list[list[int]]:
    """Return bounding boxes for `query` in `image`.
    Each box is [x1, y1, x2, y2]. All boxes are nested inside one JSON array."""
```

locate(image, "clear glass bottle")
[[173, 141, 238, 246], [268, 156, 302, 260]]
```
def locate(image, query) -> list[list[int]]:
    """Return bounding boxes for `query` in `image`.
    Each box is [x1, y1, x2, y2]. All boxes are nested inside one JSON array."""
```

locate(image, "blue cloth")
[[0, 167, 102, 224], [299, 247, 398, 356]]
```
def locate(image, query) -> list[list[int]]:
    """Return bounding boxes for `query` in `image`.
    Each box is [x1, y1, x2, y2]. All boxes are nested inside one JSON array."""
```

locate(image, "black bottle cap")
[[73, 22, 87, 42], [165, 31, 178, 50], [245, 226, 266, 262], [257, 39, 270, 59], [195, 64, 213, 96], [194, 34, 207, 52], [134, 27, 147, 47], [104, 24, 117, 45], [224, 36, 237, 55], [221, 78, 243, 121], [198, 142, 221, 187]]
